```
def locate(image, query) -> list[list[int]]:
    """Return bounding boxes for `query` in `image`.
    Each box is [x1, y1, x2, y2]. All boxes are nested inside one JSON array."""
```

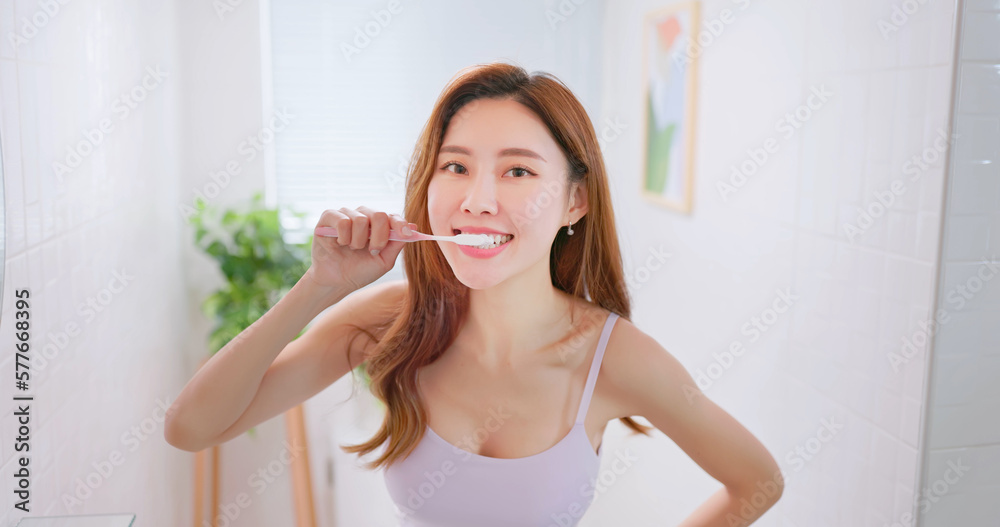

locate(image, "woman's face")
[[427, 97, 585, 289]]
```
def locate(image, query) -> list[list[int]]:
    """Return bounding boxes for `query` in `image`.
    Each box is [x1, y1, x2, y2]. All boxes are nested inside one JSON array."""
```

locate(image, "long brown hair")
[[340, 61, 653, 470]]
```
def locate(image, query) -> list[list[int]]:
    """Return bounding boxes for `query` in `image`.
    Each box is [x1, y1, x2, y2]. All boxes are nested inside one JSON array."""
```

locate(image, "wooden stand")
[[192, 406, 316, 527], [191, 354, 317, 527], [193, 445, 219, 527], [192, 356, 221, 527], [285, 404, 318, 527]]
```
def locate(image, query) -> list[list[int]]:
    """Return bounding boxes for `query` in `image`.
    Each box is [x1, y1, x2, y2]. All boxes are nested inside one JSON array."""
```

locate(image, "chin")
[[451, 269, 507, 291]]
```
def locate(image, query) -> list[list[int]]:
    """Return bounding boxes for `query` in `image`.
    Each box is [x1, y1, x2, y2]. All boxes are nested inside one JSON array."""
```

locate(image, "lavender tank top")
[[383, 312, 620, 527]]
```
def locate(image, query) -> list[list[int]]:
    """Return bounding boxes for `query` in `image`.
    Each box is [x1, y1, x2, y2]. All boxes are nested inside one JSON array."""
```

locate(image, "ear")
[[566, 181, 589, 224]]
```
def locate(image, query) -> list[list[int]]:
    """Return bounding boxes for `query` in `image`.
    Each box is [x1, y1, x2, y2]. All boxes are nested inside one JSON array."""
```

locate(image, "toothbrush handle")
[[313, 226, 430, 243]]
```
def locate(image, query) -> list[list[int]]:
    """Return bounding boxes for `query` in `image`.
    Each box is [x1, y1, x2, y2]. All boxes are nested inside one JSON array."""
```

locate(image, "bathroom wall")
[[918, 0, 1000, 524], [2, 0, 992, 526], [595, 0, 957, 525], [0, 0, 301, 525], [0, 0, 189, 524]]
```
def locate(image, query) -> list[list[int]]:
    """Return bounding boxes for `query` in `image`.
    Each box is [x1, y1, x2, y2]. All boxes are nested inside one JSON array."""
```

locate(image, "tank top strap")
[[574, 312, 620, 424]]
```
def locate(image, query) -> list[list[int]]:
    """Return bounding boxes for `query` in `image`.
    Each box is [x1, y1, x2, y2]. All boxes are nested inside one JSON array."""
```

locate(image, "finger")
[[359, 207, 390, 255], [318, 208, 348, 231], [335, 207, 362, 248], [387, 213, 414, 237], [371, 239, 403, 268], [327, 208, 355, 246], [346, 207, 370, 250], [316, 209, 348, 256]]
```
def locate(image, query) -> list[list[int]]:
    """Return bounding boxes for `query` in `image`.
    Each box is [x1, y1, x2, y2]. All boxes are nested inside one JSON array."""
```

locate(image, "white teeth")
[[467, 233, 512, 249], [456, 230, 513, 249]]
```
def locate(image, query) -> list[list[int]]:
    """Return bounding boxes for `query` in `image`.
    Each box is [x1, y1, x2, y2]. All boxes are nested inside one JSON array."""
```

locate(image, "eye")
[[505, 165, 535, 178], [441, 161, 467, 175]]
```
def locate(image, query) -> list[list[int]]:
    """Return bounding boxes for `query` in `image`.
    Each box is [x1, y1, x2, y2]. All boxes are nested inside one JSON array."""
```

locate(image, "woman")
[[165, 62, 783, 526]]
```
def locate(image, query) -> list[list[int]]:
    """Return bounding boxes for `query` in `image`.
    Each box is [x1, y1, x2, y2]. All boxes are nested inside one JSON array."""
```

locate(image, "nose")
[[460, 172, 498, 216]]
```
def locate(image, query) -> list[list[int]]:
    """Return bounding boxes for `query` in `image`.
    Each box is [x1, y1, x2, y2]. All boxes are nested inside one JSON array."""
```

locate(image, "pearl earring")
[[567, 221, 574, 235]]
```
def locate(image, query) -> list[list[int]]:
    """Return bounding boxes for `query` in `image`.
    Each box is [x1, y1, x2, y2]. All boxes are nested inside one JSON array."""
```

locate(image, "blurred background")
[[0, 0, 998, 525]]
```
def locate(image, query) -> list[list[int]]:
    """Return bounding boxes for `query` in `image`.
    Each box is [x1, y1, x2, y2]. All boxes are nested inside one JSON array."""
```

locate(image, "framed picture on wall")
[[640, 1, 700, 214]]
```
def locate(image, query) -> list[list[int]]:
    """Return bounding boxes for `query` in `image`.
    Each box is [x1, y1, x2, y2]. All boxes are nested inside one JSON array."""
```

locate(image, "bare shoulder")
[[321, 278, 408, 364], [599, 315, 697, 426], [342, 278, 408, 314]]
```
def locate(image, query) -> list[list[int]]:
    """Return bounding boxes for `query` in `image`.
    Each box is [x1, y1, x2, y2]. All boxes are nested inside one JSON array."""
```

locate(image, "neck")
[[459, 263, 573, 368]]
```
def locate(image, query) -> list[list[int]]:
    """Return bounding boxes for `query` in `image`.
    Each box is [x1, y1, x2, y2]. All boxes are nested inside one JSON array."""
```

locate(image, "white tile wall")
[[919, 1, 1000, 525], [0, 0, 304, 523], [594, 0, 961, 525], [0, 0, 191, 524]]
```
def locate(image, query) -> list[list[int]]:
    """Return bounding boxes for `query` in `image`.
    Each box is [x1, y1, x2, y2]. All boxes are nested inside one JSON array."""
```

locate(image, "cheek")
[[427, 183, 440, 214], [516, 186, 563, 224], [426, 179, 453, 230]]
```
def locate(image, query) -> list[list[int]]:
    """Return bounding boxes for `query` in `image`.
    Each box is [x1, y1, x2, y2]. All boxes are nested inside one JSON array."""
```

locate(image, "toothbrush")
[[313, 226, 493, 247]]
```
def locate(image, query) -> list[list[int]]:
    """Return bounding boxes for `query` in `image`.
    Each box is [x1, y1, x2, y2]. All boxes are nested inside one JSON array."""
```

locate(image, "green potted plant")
[[189, 192, 309, 354]]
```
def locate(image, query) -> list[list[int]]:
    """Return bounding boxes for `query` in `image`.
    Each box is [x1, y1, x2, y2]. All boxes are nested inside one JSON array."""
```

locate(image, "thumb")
[[375, 238, 406, 266]]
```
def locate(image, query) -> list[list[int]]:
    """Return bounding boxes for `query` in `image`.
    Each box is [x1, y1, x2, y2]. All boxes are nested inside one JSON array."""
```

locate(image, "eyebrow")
[[438, 145, 547, 163]]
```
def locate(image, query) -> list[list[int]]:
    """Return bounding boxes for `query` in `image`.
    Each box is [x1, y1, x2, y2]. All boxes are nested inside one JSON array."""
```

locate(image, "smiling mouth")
[[454, 229, 514, 249]]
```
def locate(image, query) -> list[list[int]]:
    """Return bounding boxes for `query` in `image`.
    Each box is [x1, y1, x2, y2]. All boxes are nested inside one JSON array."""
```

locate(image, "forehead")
[[440, 98, 561, 160]]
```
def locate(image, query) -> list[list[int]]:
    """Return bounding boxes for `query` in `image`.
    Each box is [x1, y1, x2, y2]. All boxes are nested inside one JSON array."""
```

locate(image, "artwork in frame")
[[641, 1, 700, 214]]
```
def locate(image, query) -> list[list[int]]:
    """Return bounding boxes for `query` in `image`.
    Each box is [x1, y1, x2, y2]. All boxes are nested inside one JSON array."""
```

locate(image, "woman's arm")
[[601, 318, 784, 526], [164, 272, 351, 451], [165, 207, 414, 452]]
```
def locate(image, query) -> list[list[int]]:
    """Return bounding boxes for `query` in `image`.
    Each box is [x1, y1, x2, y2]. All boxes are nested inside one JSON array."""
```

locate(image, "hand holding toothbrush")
[[307, 206, 493, 293], [305, 207, 415, 292]]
